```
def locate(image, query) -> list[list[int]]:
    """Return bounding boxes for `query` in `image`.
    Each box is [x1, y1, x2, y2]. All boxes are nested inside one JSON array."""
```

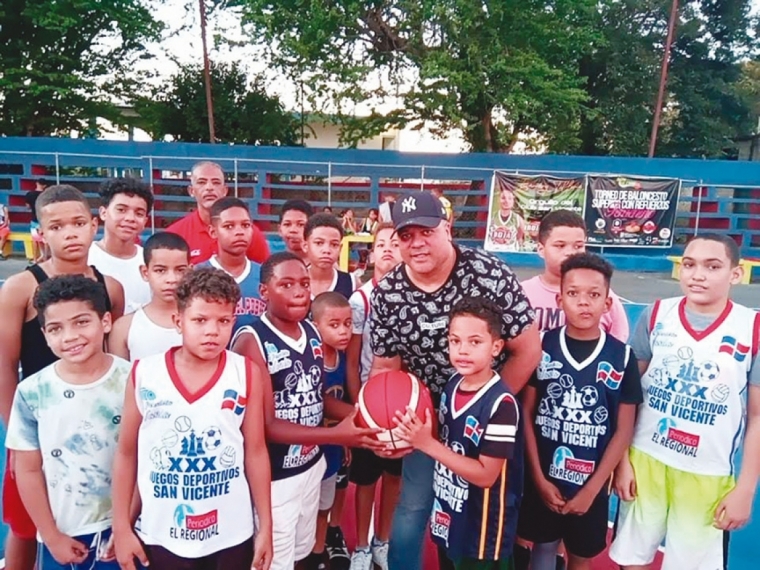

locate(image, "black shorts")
[[348, 447, 403, 486], [146, 536, 253, 569], [336, 464, 350, 490], [516, 477, 608, 559]]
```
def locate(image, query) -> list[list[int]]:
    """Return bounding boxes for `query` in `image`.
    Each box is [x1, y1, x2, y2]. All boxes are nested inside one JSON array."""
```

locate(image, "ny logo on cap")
[[401, 196, 417, 213]]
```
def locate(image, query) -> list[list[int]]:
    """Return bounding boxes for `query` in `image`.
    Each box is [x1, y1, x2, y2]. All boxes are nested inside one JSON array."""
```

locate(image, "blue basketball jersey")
[[532, 327, 631, 498], [322, 351, 347, 479], [431, 373, 523, 561], [198, 256, 265, 332], [332, 270, 354, 299], [236, 314, 324, 481]]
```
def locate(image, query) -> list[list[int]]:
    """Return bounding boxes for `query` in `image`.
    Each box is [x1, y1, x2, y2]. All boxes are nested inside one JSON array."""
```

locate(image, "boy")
[[111, 268, 273, 570], [518, 253, 641, 570], [0, 201, 10, 259], [521, 210, 629, 340], [488, 186, 525, 252], [307, 292, 353, 570], [279, 199, 314, 260], [88, 178, 153, 314], [0, 184, 125, 570], [346, 223, 403, 570], [198, 197, 266, 332], [6, 275, 131, 569], [108, 232, 190, 361], [395, 297, 522, 570], [27, 178, 50, 262], [610, 234, 760, 570], [304, 213, 354, 298], [231, 252, 383, 570]]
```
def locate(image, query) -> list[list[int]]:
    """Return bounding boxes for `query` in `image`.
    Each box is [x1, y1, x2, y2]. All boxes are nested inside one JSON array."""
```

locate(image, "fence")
[[1, 138, 759, 257]]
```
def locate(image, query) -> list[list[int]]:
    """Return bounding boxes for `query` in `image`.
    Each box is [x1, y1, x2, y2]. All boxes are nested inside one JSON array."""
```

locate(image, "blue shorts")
[[38, 528, 121, 570]]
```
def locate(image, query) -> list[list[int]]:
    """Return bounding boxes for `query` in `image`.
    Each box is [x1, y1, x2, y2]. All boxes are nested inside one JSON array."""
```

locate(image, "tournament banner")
[[485, 172, 586, 252], [584, 175, 681, 247]]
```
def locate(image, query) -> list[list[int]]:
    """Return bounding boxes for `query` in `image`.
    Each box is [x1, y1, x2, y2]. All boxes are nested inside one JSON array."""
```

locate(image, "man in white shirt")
[[88, 178, 153, 314]]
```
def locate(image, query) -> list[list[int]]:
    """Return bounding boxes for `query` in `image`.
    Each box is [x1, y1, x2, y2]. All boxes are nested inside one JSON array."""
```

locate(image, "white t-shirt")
[[349, 279, 376, 384], [128, 308, 182, 361], [5, 356, 131, 536], [88, 243, 151, 314]]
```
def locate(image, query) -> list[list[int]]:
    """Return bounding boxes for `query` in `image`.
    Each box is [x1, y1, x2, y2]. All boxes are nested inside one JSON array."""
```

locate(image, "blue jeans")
[[39, 528, 121, 570], [388, 450, 436, 570]]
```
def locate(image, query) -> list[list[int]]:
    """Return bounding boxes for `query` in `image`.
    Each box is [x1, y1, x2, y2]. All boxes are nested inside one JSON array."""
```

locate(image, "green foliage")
[[235, 0, 600, 152], [0, 0, 162, 136], [133, 61, 299, 146]]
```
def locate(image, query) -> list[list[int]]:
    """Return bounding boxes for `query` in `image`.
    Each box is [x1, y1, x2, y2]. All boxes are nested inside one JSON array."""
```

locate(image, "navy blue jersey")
[[532, 327, 639, 498], [333, 270, 354, 299], [237, 314, 324, 481], [322, 351, 347, 479], [432, 373, 522, 562], [199, 257, 265, 333]]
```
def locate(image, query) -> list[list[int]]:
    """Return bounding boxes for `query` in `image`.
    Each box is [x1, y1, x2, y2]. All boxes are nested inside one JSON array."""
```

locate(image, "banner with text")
[[583, 175, 681, 247], [485, 173, 586, 252]]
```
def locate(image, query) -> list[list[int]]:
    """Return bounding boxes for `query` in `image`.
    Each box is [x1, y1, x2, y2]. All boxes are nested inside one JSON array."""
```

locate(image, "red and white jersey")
[[632, 297, 760, 476], [133, 348, 254, 557]]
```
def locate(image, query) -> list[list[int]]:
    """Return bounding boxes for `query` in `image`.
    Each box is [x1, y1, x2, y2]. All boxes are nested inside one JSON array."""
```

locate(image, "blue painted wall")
[[1, 138, 759, 261]]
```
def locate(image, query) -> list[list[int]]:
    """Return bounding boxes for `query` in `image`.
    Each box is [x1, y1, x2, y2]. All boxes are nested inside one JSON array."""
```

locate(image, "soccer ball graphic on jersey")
[[657, 417, 676, 435], [203, 426, 223, 451], [580, 386, 599, 407], [698, 361, 720, 383]]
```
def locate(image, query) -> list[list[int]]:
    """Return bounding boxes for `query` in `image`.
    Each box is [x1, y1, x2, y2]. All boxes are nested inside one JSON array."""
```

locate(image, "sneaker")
[[371, 539, 389, 570], [349, 547, 372, 570], [303, 551, 328, 570], [326, 526, 351, 570]]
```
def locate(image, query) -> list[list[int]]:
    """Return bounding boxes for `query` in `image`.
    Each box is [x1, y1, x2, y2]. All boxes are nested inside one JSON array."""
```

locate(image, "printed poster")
[[485, 173, 586, 252], [584, 175, 680, 247]]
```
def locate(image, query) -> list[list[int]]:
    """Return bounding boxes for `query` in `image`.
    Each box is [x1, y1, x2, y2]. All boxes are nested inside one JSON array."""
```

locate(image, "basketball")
[[356, 370, 435, 450]]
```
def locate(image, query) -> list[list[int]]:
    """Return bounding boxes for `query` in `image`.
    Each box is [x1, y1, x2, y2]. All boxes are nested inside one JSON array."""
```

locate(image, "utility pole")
[[649, 0, 679, 157], [199, 0, 216, 143]]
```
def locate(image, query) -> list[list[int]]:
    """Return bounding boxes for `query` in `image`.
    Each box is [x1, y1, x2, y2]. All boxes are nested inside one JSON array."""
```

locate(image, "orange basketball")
[[356, 370, 435, 450]]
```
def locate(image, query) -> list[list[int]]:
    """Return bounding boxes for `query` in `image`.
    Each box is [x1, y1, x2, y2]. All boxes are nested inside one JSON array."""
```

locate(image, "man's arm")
[[714, 384, 760, 530], [104, 276, 125, 321], [242, 360, 273, 570], [107, 313, 133, 360], [0, 274, 32, 425], [500, 323, 541, 393], [248, 227, 271, 264], [607, 292, 631, 342]]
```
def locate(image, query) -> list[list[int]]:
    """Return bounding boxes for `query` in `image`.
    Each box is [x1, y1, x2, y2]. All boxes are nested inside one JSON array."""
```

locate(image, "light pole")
[[649, 0, 679, 157], [199, 0, 216, 143]]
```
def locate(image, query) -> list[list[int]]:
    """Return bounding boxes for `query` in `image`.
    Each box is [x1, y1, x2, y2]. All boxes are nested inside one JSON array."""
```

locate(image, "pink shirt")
[[521, 275, 630, 341]]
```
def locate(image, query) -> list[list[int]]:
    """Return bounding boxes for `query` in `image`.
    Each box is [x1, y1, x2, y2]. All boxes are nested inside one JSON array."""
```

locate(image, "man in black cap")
[[369, 191, 540, 570]]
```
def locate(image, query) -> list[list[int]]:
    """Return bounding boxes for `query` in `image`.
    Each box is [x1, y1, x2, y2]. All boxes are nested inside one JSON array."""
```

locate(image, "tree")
[[235, 0, 599, 152], [0, 0, 162, 136], [133, 62, 299, 145], [576, 0, 757, 158]]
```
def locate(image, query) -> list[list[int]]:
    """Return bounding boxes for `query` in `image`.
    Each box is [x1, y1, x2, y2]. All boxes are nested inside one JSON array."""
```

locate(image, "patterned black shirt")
[[370, 245, 535, 402]]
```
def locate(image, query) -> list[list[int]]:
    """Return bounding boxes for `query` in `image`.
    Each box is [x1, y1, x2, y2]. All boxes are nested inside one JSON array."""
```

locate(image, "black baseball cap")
[[392, 191, 447, 232]]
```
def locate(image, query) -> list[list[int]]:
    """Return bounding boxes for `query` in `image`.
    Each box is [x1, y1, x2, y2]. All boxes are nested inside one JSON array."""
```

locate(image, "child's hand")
[[536, 479, 566, 513], [343, 447, 352, 466], [334, 406, 386, 452], [46, 532, 88, 565], [252, 528, 273, 570], [99, 532, 116, 561], [114, 530, 149, 569], [613, 456, 637, 501], [561, 487, 595, 516], [714, 485, 755, 531], [392, 407, 435, 452]]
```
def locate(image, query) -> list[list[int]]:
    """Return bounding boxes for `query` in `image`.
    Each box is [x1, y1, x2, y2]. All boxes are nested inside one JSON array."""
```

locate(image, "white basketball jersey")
[[134, 348, 254, 557], [632, 297, 760, 476], [128, 308, 182, 361]]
